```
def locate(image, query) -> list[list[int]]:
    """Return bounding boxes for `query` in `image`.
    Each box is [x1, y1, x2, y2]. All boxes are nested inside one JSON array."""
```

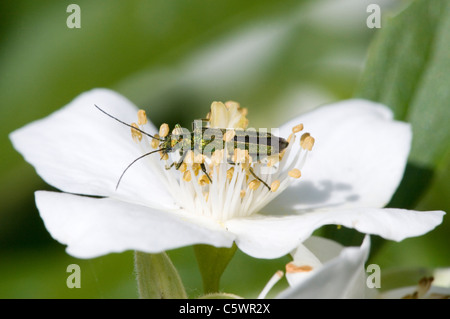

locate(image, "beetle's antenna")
[[116, 148, 169, 190], [94, 104, 164, 141]]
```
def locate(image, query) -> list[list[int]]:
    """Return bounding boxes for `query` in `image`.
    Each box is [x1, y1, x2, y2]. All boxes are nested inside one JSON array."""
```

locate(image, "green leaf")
[[194, 244, 237, 294], [134, 251, 187, 299], [355, 0, 450, 267], [356, 0, 450, 168]]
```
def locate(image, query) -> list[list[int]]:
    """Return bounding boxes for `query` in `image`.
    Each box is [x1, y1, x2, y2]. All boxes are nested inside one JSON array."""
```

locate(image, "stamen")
[[151, 134, 160, 149], [249, 179, 261, 190], [240, 190, 246, 198], [198, 175, 210, 186], [300, 133, 315, 151], [183, 150, 195, 164], [178, 163, 187, 173], [402, 277, 434, 299], [211, 150, 224, 166], [279, 148, 287, 161], [286, 262, 313, 273], [266, 155, 279, 167], [292, 124, 304, 133], [226, 167, 235, 181], [194, 153, 205, 164], [137, 110, 147, 125], [159, 123, 170, 138], [288, 168, 301, 179], [130, 123, 142, 143], [192, 163, 201, 176], [232, 149, 249, 163], [159, 150, 168, 161], [223, 130, 236, 142], [287, 133, 294, 144], [183, 170, 192, 182], [225, 100, 240, 109], [417, 277, 434, 298], [270, 180, 280, 192], [257, 270, 284, 299]]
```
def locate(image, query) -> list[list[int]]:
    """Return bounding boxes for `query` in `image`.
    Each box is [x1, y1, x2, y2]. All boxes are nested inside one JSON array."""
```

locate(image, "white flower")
[[271, 236, 450, 299], [274, 236, 371, 299], [9, 88, 444, 259]]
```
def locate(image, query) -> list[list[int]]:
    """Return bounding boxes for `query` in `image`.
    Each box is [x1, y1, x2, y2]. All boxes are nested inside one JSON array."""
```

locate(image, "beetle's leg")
[[175, 151, 188, 170], [165, 162, 175, 170], [200, 163, 213, 184], [249, 167, 270, 191]]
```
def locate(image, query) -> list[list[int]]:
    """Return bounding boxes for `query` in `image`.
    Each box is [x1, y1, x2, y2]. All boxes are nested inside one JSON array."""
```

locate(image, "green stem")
[[134, 251, 187, 299], [194, 243, 237, 294]]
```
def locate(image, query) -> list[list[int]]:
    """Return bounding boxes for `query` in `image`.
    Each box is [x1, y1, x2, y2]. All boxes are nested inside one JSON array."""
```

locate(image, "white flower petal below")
[[10, 88, 176, 211], [226, 208, 444, 259], [267, 99, 412, 213], [36, 191, 235, 259], [278, 236, 370, 299], [284, 242, 325, 288]]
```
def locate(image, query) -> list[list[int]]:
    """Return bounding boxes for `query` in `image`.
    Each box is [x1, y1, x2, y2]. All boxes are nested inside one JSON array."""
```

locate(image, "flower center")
[[130, 102, 314, 222]]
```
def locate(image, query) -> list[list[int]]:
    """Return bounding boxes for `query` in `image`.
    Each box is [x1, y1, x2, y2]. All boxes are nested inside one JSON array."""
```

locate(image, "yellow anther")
[[225, 100, 240, 110], [137, 109, 147, 125], [226, 167, 235, 181], [204, 192, 209, 202], [130, 123, 142, 143], [159, 150, 168, 161], [300, 132, 310, 144], [183, 170, 192, 182], [248, 179, 261, 191], [270, 180, 281, 192], [159, 123, 169, 138], [178, 163, 187, 173], [172, 126, 183, 135], [233, 148, 252, 164], [292, 124, 304, 134], [192, 163, 201, 176], [211, 150, 224, 166], [240, 107, 248, 117], [288, 168, 302, 179], [240, 190, 246, 198], [198, 175, 210, 186], [223, 130, 236, 142], [300, 133, 315, 151], [266, 155, 279, 167], [151, 134, 160, 149], [194, 153, 205, 164]]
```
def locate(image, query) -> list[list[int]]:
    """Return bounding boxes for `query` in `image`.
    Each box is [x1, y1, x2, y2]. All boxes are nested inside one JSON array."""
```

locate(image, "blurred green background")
[[1, 0, 449, 298]]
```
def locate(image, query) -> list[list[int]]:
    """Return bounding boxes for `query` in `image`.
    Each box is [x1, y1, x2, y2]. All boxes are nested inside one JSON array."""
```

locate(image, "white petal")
[[278, 236, 370, 299], [302, 236, 344, 262], [285, 243, 323, 287], [36, 191, 235, 259], [225, 208, 444, 259], [10, 88, 176, 210], [270, 99, 412, 213]]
